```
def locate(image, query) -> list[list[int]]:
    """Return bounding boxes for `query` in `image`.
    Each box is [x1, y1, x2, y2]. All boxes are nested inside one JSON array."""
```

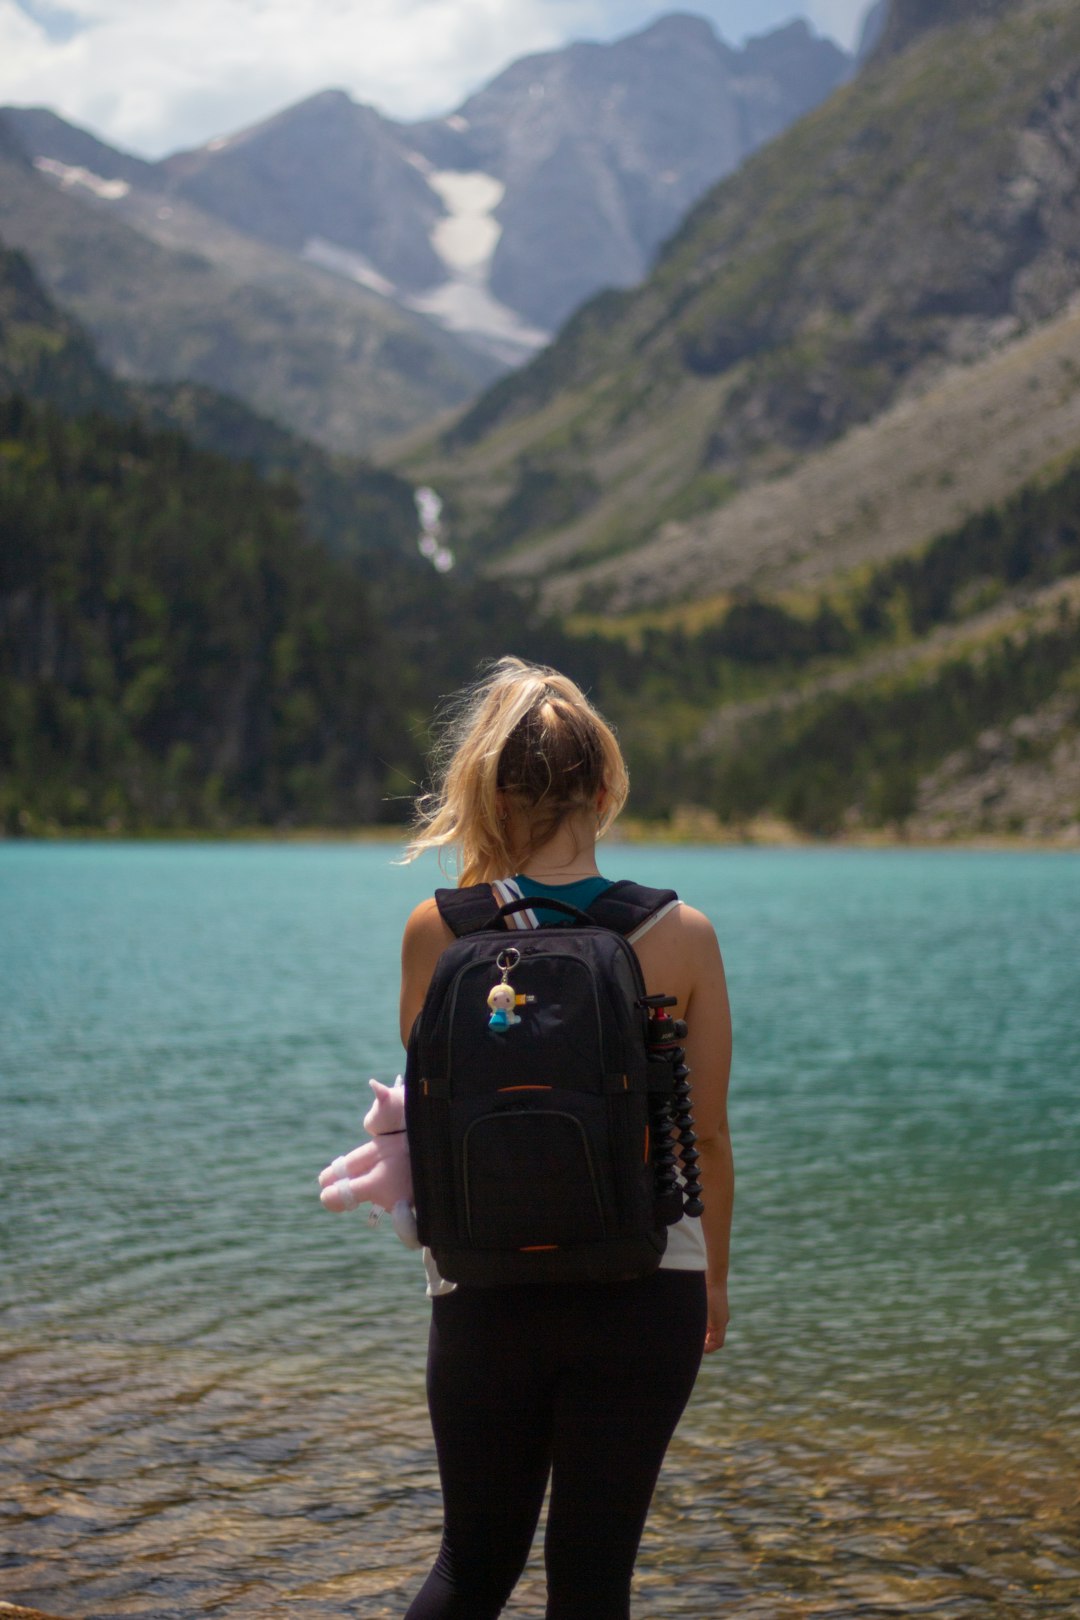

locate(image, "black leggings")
[[403, 1268, 706, 1620]]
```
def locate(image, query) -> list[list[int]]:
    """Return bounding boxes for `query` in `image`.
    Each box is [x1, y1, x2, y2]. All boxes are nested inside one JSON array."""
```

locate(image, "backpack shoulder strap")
[[436, 880, 679, 941], [587, 880, 680, 943], [435, 884, 505, 937]]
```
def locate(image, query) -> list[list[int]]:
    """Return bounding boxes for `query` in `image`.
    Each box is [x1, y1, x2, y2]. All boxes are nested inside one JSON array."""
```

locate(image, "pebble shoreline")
[[0, 1606, 70, 1620]]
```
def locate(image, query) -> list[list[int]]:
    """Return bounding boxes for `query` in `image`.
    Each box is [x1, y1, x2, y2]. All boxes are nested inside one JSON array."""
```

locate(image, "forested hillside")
[[0, 247, 564, 833], [0, 243, 125, 415], [0, 240, 423, 566], [579, 460, 1080, 838], [0, 398, 411, 831], [0, 387, 591, 834]]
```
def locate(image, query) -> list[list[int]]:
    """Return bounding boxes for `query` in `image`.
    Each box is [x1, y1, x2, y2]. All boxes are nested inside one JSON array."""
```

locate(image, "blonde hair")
[[404, 657, 629, 886]]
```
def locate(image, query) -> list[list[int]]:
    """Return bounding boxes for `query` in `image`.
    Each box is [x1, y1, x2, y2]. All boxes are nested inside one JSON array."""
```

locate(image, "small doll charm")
[[487, 947, 534, 1029], [488, 981, 520, 1029]]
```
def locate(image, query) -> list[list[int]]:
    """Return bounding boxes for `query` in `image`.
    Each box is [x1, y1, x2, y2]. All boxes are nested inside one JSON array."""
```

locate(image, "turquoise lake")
[[2, 843, 1079, 1618]]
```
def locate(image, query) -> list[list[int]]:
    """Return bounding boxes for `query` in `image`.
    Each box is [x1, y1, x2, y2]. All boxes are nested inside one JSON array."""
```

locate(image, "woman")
[[399, 657, 733, 1620]]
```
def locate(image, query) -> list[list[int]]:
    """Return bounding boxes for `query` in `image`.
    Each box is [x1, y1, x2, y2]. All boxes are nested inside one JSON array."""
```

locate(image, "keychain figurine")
[[487, 947, 534, 1029], [487, 981, 520, 1029]]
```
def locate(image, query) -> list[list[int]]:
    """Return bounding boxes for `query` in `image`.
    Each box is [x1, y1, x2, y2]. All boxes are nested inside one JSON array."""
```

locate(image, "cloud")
[[0, 0, 579, 153], [0, 0, 872, 159], [12, 0, 85, 43]]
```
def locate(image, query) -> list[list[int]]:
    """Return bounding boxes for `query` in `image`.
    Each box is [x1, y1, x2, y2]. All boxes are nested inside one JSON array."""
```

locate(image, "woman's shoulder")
[[612, 881, 715, 940], [668, 899, 717, 937], [401, 899, 457, 973], [403, 895, 454, 944], [405, 895, 443, 925], [648, 898, 718, 946], [630, 894, 722, 991]]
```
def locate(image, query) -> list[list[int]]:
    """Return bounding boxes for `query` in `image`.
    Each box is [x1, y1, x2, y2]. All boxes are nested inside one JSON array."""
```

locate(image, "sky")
[[0, 0, 874, 160]]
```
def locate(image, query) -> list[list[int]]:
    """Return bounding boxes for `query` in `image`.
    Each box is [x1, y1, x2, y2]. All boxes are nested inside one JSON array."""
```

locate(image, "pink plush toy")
[[318, 1077, 419, 1248]]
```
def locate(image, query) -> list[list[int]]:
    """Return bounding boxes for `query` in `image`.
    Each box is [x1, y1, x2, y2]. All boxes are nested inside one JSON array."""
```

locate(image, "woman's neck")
[[518, 862, 603, 884], [514, 811, 602, 883]]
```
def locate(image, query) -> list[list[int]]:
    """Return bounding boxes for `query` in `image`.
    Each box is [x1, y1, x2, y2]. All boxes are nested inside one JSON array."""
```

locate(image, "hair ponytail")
[[403, 657, 628, 886]]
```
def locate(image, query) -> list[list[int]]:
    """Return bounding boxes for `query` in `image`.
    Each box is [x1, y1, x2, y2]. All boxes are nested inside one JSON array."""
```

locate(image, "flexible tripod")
[[642, 995, 704, 1220]]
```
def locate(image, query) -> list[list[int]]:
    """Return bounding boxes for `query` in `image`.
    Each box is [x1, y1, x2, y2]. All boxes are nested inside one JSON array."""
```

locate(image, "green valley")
[[2, 0, 1079, 845]]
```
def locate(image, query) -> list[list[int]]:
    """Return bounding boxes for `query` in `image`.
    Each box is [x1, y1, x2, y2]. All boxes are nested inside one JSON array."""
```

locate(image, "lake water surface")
[[2, 843, 1079, 1618]]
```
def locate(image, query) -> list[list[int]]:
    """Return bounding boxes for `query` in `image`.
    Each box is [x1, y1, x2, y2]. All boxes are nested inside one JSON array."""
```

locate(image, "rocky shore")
[[0, 1605, 71, 1620]]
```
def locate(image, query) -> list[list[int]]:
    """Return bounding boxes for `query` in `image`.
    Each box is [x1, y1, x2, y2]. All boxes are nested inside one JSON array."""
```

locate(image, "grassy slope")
[[402, 0, 1080, 588], [523, 299, 1080, 615]]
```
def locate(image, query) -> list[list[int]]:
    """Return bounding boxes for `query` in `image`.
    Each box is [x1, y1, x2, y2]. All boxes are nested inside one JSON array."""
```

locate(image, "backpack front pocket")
[[462, 1110, 606, 1249]]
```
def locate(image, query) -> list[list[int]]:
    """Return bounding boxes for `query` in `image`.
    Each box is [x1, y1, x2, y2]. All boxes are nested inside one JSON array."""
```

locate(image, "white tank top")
[[423, 1216, 704, 1296]]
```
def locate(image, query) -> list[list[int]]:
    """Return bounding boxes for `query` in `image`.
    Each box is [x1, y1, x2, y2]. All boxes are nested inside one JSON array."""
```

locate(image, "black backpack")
[[404, 880, 698, 1286]]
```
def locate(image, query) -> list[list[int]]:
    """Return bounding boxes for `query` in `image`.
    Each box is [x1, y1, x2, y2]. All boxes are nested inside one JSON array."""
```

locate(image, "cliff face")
[[856, 1, 891, 64], [870, 0, 1016, 60], [415, 15, 851, 331]]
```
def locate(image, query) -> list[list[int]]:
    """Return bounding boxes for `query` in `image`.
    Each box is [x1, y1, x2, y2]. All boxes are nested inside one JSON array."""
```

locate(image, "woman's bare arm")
[[399, 899, 456, 1048]]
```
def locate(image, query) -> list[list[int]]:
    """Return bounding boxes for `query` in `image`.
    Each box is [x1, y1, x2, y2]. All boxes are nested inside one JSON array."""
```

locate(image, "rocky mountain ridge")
[[0, 130, 497, 453], [3, 13, 851, 367]]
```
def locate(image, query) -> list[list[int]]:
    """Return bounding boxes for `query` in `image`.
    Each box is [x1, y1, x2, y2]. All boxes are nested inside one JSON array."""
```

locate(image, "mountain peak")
[[740, 16, 850, 90], [424, 0, 1080, 607], [747, 18, 814, 45], [295, 88, 354, 112], [0, 104, 151, 184], [634, 13, 723, 49]]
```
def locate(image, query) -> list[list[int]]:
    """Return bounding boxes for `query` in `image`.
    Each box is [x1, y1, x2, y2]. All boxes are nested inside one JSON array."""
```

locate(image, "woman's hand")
[[704, 1280, 729, 1354]]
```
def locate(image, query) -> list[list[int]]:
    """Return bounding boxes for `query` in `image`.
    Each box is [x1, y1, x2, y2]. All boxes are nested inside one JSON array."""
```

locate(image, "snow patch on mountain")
[[301, 237, 396, 297], [409, 278, 548, 365], [33, 155, 129, 200], [428, 170, 503, 277], [408, 168, 549, 364]]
